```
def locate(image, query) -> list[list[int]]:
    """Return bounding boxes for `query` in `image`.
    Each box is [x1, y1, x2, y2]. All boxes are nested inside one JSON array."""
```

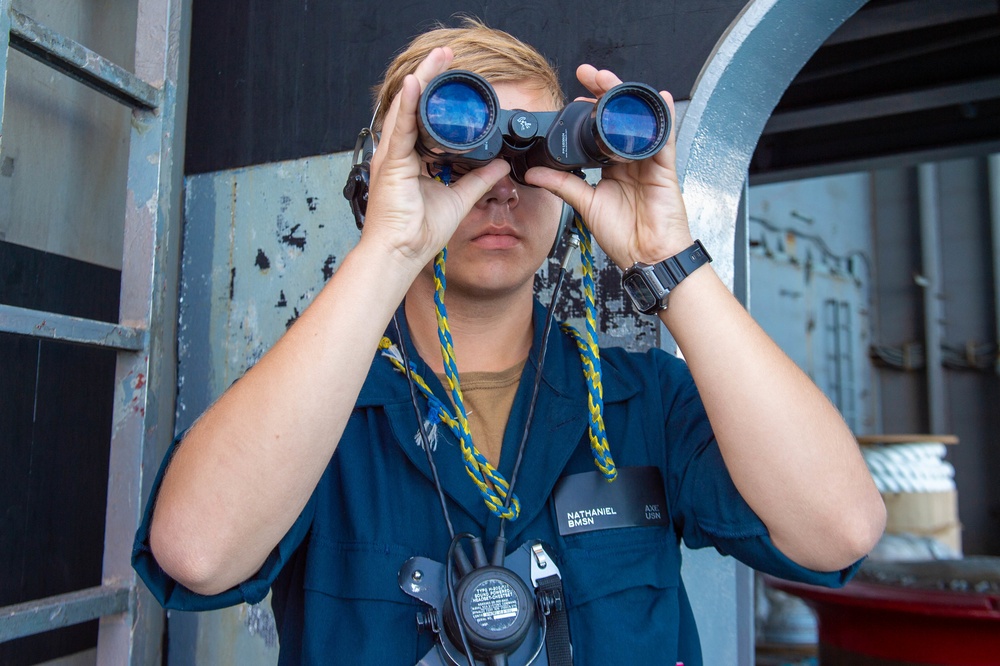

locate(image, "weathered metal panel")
[[8, 8, 159, 109], [176, 152, 362, 665], [748, 172, 878, 434], [0, 0, 11, 151], [0, 586, 130, 643], [0, 1, 138, 271], [99, 0, 191, 662], [179, 153, 362, 419], [0, 303, 146, 350]]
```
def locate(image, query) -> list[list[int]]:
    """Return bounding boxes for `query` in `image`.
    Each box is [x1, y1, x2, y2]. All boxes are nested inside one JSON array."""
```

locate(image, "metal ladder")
[[0, 0, 187, 662]]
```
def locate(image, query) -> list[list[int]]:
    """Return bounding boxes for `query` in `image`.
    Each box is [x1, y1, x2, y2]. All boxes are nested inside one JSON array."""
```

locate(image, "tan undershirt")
[[437, 359, 526, 468]]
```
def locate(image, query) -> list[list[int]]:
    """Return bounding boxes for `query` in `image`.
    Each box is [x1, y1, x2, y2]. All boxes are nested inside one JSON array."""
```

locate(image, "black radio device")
[[400, 540, 568, 666]]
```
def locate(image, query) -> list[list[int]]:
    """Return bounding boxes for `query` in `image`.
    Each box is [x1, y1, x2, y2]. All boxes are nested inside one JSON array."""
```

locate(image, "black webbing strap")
[[536, 574, 572, 665]]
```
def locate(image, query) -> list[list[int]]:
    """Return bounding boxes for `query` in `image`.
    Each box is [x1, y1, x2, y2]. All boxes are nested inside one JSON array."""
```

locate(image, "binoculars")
[[417, 70, 671, 183]]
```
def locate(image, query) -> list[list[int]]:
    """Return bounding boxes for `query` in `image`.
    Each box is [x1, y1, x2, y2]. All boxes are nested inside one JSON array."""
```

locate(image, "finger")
[[412, 46, 453, 88], [375, 48, 454, 169], [522, 167, 595, 217], [575, 64, 600, 97], [651, 90, 680, 171], [575, 63, 623, 98], [381, 74, 422, 163], [382, 47, 453, 132], [594, 68, 624, 92]]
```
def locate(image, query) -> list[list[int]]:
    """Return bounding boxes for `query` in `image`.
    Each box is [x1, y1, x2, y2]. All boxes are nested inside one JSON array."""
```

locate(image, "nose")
[[476, 174, 519, 210]]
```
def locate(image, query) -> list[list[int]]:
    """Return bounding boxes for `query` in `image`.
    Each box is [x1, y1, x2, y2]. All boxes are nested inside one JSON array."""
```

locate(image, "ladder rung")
[[0, 304, 146, 351], [8, 8, 159, 110], [0, 585, 132, 643]]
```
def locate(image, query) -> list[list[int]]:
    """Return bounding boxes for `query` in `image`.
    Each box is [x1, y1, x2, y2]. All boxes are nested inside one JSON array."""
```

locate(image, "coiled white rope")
[[862, 442, 956, 493]]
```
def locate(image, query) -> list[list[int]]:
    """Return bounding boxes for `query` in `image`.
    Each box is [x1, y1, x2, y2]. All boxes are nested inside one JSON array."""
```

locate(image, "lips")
[[470, 226, 521, 250]]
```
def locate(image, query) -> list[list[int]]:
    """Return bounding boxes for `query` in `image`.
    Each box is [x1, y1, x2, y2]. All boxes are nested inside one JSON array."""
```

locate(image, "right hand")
[[362, 46, 512, 269]]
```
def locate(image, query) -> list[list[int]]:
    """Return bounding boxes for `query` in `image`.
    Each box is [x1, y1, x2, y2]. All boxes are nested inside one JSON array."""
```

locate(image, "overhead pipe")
[[917, 163, 948, 433], [988, 154, 1000, 377]]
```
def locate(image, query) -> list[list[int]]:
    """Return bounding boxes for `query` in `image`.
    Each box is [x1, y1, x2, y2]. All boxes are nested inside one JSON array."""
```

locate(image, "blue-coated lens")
[[600, 94, 660, 156], [425, 81, 492, 147]]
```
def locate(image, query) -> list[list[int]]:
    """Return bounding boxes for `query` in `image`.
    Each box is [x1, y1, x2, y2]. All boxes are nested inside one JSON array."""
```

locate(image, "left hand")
[[524, 64, 694, 268]]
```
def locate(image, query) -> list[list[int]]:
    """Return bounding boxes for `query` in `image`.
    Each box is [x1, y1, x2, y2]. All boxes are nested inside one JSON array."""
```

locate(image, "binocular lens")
[[600, 94, 662, 156], [597, 83, 670, 159], [423, 78, 494, 148]]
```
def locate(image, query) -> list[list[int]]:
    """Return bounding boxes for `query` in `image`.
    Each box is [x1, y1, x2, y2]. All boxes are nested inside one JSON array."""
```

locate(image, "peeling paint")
[[255, 249, 271, 271], [285, 307, 300, 330], [279, 221, 307, 250], [321, 255, 335, 282]]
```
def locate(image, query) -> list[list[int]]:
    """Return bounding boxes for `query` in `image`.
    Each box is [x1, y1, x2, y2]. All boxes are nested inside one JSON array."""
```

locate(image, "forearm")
[[150, 239, 421, 594], [661, 265, 885, 571]]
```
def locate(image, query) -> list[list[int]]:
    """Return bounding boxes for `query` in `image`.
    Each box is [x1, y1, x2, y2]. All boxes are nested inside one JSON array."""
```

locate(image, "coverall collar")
[[356, 299, 640, 541]]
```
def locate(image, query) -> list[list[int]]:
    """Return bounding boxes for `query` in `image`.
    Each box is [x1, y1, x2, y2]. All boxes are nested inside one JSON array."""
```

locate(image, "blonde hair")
[[372, 17, 563, 131]]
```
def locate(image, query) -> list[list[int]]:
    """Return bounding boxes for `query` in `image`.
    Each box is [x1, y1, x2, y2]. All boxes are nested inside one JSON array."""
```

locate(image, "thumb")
[[523, 167, 595, 217], [447, 160, 512, 210]]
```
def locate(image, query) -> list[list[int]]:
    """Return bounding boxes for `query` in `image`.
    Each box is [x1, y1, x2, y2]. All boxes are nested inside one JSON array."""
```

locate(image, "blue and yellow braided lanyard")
[[380, 203, 617, 520], [560, 216, 617, 481]]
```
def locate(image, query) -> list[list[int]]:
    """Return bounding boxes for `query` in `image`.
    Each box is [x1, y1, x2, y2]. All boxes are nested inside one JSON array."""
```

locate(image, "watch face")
[[623, 272, 659, 313]]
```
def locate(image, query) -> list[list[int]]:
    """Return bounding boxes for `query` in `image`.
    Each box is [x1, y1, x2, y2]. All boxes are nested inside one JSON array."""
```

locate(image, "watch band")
[[648, 239, 711, 291], [621, 240, 712, 314]]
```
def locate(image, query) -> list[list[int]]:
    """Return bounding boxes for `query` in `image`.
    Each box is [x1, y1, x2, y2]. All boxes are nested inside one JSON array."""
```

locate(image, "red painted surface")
[[766, 576, 1000, 665]]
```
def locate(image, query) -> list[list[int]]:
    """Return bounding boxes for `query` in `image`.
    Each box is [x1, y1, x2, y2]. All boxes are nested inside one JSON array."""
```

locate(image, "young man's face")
[[428, 80, 564, 301]]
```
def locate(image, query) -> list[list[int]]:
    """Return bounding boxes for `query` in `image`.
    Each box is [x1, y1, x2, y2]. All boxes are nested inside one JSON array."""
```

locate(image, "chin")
[[448, 255, 544, 296], [452, 270, 536, 301]]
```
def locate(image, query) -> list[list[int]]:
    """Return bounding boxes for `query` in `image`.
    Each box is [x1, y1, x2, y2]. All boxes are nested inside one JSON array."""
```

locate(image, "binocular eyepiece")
[[417, 70, 671, 184]]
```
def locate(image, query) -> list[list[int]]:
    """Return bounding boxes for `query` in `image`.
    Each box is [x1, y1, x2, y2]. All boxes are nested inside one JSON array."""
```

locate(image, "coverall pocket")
[[558, 527, 683, 664], [301, 538, 423, 663]]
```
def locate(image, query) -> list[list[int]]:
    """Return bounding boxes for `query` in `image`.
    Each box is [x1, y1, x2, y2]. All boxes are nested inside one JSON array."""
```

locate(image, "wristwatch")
[[621, 240, 712, 314]]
